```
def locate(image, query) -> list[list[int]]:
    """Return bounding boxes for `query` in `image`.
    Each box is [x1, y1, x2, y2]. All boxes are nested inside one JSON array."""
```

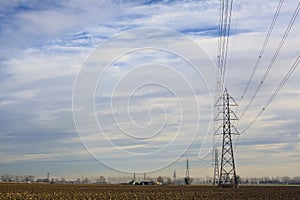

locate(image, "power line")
[[239, 1, 300, 120], [240, 55, 300, 134], [224, 2, 241, 85], [217, 0, 234, 88], [239, 0, 285, 104], [221, 0, 234, 84]]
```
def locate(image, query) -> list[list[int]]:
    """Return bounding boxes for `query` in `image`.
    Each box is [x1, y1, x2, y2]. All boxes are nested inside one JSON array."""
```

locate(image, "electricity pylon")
[[215, 88, 239, 188], [213, 148, 219, 185], [185, 159, 191, 185]]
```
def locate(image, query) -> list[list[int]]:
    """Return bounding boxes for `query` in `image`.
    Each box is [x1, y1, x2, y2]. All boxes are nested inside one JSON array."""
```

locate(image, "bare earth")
[[0, 183, 299, 199]]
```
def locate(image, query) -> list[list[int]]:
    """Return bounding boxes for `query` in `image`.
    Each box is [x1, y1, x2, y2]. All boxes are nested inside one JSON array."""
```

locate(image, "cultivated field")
[[0, 183, 299, 199]]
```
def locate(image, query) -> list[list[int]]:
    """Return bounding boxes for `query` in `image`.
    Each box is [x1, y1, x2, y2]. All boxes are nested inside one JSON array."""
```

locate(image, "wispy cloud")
[[0, 0, 299, 178]]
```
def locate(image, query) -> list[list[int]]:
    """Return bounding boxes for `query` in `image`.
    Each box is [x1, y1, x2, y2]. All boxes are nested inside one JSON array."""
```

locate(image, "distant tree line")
[[239, 176, 300, 185], [1, 174, 300, 185]]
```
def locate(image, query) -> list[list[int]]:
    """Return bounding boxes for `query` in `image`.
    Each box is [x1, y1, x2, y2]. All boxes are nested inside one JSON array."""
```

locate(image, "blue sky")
[[0, 0, 299, 180]]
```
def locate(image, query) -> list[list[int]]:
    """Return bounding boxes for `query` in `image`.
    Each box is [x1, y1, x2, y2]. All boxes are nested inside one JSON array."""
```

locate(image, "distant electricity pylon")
[[215, 88, 239, 188], [173, 170, 177, 185], [186, 159, 189, 178], [184, 159, 191, 185], [213, 148, 219, 185]]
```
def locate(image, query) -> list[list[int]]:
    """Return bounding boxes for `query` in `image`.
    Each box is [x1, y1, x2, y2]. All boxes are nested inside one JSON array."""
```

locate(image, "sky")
[[0, 0, 299, 180]]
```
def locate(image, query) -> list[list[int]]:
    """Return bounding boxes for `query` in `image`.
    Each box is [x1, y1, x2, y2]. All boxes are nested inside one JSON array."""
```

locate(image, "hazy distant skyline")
[[0, 0, 299, 179]]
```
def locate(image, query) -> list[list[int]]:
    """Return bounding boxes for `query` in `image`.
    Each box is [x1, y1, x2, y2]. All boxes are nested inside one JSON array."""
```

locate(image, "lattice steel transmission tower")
[[213, 148, 219, 185], [215, 88, 239, 188], [186, 159, 189, 177], [173, 170, 177, 185], [184, 159, 191, 185]]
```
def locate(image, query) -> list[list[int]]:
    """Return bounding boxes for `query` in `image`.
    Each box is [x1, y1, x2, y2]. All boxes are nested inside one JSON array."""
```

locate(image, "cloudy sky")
[[0, 0, 299, 180]]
